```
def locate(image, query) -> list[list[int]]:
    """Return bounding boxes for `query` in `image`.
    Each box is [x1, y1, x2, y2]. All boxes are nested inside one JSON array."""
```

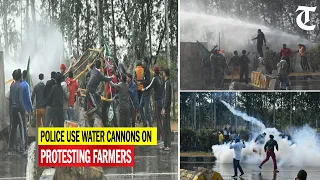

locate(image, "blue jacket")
[[20, 80, 33, 113], [129, 81, 139, 109]]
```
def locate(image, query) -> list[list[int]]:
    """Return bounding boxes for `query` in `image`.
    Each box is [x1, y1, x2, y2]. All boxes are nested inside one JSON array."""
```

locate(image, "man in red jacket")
[[279, 44, 292, 73], [66, 71, 79, 120]]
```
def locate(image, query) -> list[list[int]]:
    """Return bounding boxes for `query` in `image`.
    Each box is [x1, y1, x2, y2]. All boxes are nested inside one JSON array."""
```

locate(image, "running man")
[[259, 134, 279, 173]]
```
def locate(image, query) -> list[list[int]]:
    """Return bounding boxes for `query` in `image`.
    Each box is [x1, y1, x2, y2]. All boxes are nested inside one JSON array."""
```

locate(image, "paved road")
[[0, 143, 178, 180], [104, 143, 178, 180], [181, 163, 320, 180]]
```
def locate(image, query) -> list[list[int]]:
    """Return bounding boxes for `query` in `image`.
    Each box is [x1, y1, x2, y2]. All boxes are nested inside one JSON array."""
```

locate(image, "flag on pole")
[[100, 31, 112, 57], [26, 56, 31, 85]]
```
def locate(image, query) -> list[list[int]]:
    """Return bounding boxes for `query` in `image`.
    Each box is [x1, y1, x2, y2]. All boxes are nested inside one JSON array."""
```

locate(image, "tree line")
[[180, 92, 320, 132]]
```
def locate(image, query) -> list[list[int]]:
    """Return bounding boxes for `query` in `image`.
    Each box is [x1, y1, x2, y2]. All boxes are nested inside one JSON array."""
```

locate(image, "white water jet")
[[220, 100, 266, 130], [213, 101, 320, 167], [180, 10, 314, 52]]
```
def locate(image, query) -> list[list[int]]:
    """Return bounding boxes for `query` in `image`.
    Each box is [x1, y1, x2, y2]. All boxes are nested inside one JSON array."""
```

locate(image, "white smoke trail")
[[220, 100, 266, 130], [213, 100, 320, 167]]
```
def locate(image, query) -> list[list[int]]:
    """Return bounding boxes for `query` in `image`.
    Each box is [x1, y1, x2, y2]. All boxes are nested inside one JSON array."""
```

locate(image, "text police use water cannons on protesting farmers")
[[38, 127, 157, 145]]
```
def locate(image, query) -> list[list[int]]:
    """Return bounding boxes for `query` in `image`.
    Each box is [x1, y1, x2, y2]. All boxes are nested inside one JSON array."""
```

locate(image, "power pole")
[[165, 0, 170, 68], [193, 94, 196, 130], [290, 92, 292, 131]]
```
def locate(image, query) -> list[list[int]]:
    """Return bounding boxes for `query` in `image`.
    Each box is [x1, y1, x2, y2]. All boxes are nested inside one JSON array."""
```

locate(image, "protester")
[[143, 65, 164, 140], [161, 68, 172, 151], [44, 71, 56, 126], [47, 72, 64, 127], [135, 61, 144, 103], [223, 127, 229, 143], [8, 69, 27, 155], [259, 134, 279, 173], [85, 60, 111, 126], [109, 74, 130, 127], [218, 131, 224, 145], [31, 73, 46, 127], [279, 44, 292, 73], [264, 47, 274, 74], [102, 68, 117, 126], [211, 49, 227, 89], [66, 71, 79, 121], [21, 70, 33, 124], [229, 51, 240, 81], [298, 44, 309, 71], [60, 64, 67, 75], [277, 58, 290, 90], [253, 132, 266, 155], [127, 73, 138, 127], [139, 57, 152, 127], [239, 50, 250, 84], [295, 170, 307, 180], [230, 138, 246, 178], [61, 77, 70, 121], [252, 29, 266, 57]]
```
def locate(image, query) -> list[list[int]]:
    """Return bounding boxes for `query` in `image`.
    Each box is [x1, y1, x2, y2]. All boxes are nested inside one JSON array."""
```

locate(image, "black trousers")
[[155, 100, 164, 141], [163, 108, 171, 148], [240, 67, 249, 84], [119, 108, 130, 127], [9, 107, 27, 151], [233, 158, 244, 176], [52, 108, 64, 127], [137, 90, 143, 104], [257, 43, 263, 57]]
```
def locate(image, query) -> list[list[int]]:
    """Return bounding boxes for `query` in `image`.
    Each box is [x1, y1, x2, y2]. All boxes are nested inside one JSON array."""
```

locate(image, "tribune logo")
[[296, 6, 317, 31]]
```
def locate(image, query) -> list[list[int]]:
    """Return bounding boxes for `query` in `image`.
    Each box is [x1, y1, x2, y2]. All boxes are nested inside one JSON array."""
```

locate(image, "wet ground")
[[103, 143, 178, 180], [0, 142, 178, 180], [181, 163, 320, 180]]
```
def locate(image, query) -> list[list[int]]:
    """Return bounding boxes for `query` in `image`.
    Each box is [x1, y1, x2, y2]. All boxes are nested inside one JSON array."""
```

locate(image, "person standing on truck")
[[279, 44, 292, 73], [259, 135, 279, 173], [230, 138, 246, 178], [252, 29, 266, 58], [239, 50, 250, 84], [298, 44, 310, 71], [277, 58, 290, 90], [229, 51, 241, 82]]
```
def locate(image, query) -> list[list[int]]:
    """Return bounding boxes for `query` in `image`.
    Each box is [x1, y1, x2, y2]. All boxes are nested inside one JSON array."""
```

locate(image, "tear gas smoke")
[[213, 101, 320, 167], [4, 24, 64, 91], [180, 10, 314, 52]]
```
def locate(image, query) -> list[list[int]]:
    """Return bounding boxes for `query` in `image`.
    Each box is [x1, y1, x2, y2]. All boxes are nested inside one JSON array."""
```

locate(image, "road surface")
[[181, 163, 320, 180], [0, 143, 178, 180]]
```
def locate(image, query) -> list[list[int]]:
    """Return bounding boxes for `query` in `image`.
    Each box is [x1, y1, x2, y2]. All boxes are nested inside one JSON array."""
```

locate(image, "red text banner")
[[38, 145, 134, 167]]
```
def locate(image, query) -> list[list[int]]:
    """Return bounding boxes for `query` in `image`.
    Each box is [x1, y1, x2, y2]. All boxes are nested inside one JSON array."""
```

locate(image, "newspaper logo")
[[296, 6, 317, 31]]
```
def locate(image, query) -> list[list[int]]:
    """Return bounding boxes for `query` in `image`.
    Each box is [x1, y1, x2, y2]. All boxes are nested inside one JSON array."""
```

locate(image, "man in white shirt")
[[230, 137, 246, 178]]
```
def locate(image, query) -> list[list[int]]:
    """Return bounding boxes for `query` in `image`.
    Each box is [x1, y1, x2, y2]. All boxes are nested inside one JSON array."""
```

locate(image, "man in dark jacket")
[[139, 57, 152, 127], [252, 29, 266, 57], [85, 60, 111, 126], [31, 73, 46, 127], [143, 65, 164, 140], [9, 69, 28, 155], [229, 51, 240, 82], [259, 135, 279, 173], [44, 71, 56, 126], [161, 68, 172, 151], [110, 74, 130, 127], [47, 72, 64, 127], [239, 50, 251, 84]]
